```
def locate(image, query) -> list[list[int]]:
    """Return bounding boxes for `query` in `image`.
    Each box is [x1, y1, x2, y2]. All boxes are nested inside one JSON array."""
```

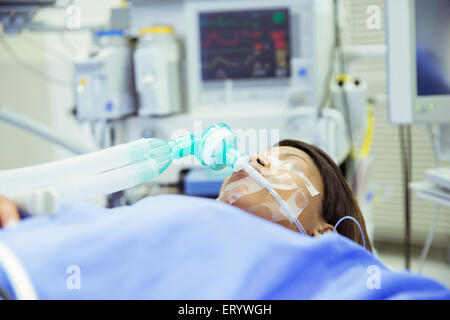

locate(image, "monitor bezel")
[[410, 0, 450, 121], [197, 7, 293, 83], [185, 0, 316, 112]]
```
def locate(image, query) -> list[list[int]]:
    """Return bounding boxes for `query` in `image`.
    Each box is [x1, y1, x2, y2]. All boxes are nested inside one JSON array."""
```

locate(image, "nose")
[[250, 153, 271, 169]]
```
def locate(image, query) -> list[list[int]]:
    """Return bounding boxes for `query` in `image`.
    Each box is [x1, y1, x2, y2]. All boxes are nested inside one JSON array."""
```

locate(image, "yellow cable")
[[359, 102, 374, 157]]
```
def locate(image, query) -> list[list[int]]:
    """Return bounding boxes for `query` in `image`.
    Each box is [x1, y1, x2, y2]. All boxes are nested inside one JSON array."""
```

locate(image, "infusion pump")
[[185, 0, 319, 112]]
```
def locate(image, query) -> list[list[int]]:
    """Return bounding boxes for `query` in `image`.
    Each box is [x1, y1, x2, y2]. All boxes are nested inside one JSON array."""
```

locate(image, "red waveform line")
[[242, 31, 262, 39], [202, 30, 262, 47], [253, 42, 263, 51], [201, 31, 239, 47]]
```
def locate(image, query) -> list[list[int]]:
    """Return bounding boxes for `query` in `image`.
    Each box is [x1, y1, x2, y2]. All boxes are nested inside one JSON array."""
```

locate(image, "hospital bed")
[[0, 195, 449, 300]]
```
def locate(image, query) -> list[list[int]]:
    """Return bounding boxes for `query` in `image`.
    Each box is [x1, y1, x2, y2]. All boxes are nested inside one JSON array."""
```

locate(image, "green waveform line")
[[201, 16, 260, 29], [204, 56, 240, 69], [243, 51, 260, 66], [201, 16, 237, 27], [243, 20, 260, 29], [204, 50, 266, 69]]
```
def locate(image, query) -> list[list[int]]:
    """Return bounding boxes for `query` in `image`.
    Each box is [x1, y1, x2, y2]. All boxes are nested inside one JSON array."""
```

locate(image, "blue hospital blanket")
[[0, 194, 448, 299]]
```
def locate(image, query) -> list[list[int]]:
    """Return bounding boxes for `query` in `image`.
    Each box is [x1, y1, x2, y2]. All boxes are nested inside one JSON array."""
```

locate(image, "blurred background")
[[0, 0, 449, 286]]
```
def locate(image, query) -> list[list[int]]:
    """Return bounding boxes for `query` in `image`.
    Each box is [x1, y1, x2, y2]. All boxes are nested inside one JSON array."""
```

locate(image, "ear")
[[322, 224, 335, 234], [312, 223, 335, 236]]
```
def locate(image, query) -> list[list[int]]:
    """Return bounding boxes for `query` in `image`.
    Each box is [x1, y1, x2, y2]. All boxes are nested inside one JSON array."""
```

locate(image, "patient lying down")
[[0, 139, 372, 252], [217, 139, 372, 252]]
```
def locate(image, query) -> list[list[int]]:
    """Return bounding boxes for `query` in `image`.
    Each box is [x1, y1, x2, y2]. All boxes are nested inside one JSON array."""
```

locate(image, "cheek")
[[275, 219, 299, 232], [219, 172, 322, 235], [230, 189, 272, 210], [296, 207, 316, 235], [218, 179, 228, 196], [296, 196, 322, 234], [244, 204, 274, 222]]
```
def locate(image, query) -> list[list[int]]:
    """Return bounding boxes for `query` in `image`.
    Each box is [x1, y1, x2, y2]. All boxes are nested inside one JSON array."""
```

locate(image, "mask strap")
[[334, 216, 366, 249]]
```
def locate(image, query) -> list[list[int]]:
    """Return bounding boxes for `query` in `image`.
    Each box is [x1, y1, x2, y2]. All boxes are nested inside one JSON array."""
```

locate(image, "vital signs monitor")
[[185, 0, 317, 111], [387, 0, 450, 124]]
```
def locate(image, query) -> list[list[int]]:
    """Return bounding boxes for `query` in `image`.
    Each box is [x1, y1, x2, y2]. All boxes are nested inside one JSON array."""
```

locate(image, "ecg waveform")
[[199, 8, 291, 81], [203, 51, 267, 70], [201, 31, 263, 47]]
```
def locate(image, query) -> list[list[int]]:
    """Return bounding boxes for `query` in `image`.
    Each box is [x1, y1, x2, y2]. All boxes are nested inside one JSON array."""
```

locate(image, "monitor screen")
[[199, 8, 291, 81], [415, 0, 450, 96]]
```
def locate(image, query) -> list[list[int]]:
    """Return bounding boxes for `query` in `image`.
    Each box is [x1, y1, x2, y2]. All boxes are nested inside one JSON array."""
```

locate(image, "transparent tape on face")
[[263, 155, 319, 197], [218, 160, 319, 226]]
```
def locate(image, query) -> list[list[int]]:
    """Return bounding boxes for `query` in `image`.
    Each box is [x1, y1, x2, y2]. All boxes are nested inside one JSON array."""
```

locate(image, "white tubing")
[[243, 164, 307, 235], [51, 159, 159, 202], [10, 159, 159, 215], [417, 125, 441, 273], [0, 139, 150, 195], [0, 241, 38, 300], [417, 204, 440, 274]]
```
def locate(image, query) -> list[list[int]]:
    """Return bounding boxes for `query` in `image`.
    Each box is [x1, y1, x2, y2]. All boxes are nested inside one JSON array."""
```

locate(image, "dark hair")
[[276, 139, 373, 252]]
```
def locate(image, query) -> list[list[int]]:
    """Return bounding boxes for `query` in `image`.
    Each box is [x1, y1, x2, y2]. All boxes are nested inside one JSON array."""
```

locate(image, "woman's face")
[[218, 146, 334, 236]]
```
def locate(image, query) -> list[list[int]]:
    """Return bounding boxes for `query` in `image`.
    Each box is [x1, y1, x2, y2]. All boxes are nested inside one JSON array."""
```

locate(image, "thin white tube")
[[417, 204, 440, 274], [243, 164, 307, 235], [0, 241, 38, 300], [416, 125, 441, 273], [0, 139, 151, 195], [0, 106, 91, 155]]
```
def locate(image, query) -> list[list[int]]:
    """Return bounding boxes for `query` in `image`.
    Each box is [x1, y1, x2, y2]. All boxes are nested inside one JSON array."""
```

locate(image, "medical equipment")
[[425, 167, 450, 191], [69, 0, 338, 185], [0, 123, 248, 215], [330, 75, 368, 138], [387, 0, 450, 125], [409, 125, 450, 273], [182, 167, 231, 197], [387, 0, 450, 270], [410, 181, 450, 207], [134, 26, 182, 116], [185, 0, 318, 111], [0, 0, 56, 34], [334, 216, 366, 250], [1, 0, 339, 182], [437, 125, 450, 162], [286, 107, 350, 164], [74, 29, 136, 121]]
